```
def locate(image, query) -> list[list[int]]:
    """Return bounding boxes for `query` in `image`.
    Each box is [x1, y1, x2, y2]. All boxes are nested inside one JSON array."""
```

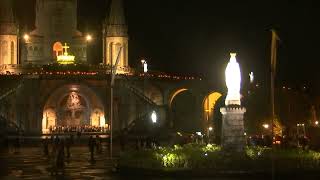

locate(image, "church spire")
[[106, 0, 127, 37], [0, 0, 17, 35], [0, 0, 15, 23]]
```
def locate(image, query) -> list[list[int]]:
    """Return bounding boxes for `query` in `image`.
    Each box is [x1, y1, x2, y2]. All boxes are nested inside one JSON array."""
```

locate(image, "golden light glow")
[[23, 34, 29, 41], [262, 123, 269, 129], [100, 115, 106, 127], [86, 34, 92, 42], [203, 92, 222, 120], [57, 43, 75, 64]]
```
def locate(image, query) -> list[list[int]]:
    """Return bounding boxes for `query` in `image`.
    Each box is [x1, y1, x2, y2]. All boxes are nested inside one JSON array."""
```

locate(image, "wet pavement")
[[0, 143, 312, 179], [0, 145, 117, 179]]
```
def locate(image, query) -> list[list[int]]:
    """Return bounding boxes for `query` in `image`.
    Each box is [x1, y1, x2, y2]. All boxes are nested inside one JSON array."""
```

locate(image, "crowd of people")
[[49, 125, 107, 134], [246, 134, 311, 150], [42, 135, 104, 175]]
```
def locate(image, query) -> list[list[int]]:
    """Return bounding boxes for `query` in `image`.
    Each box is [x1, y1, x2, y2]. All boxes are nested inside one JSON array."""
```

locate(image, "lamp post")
[[141, 59, 145, 71], [20, 34, 30, 64], [86, 34, 92, 61], [208, 126, 213, 143]]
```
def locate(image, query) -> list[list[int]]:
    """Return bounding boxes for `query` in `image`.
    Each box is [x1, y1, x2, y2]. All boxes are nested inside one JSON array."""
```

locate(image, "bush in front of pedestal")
[[119, 143, 221, 169]]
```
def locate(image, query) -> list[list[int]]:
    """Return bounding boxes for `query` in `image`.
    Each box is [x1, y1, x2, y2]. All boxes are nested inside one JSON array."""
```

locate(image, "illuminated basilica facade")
[[0, 0, 223, 135]]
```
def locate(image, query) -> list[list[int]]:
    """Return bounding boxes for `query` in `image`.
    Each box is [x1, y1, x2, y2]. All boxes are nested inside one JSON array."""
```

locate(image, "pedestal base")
[[220, 106, 246, 152]]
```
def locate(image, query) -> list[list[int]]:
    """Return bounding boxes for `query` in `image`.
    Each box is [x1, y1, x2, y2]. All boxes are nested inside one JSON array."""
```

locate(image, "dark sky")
[[14, 0, 320, 91]]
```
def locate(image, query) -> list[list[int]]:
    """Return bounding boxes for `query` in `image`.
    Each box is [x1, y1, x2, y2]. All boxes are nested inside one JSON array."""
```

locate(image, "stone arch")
[[144, 84, 164, 105], [90, 108, 105, 127], [169, 88, 201, 132], [1, 40, 8, 60], [41, 84, 105, 133], [169, 88, 188, 109]]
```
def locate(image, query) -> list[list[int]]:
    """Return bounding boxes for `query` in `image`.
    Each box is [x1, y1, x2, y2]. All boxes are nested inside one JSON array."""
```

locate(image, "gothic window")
[[34, 46, 38, 56], [10, 41, 14, 64], [1, 40, 8, 57], [28, 46, 33, 56], [108, 42, 113, 65]]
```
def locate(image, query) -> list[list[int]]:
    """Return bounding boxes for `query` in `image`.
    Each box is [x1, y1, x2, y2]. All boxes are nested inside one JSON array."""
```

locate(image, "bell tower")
[[103, 0, 129, 72], [0, 0, 18, 65]]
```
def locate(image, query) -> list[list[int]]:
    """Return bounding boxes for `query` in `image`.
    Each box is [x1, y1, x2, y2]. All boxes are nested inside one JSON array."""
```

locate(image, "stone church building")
[[0, 0, 223, 135]]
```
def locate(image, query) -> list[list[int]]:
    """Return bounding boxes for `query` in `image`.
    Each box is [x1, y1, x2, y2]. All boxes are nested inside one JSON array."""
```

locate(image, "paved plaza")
[[0, 144, 118, 179]]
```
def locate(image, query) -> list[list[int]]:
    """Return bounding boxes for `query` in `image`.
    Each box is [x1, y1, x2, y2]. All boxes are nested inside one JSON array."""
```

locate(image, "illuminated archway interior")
[[42, 85, 106, 134], [203, 92, 222, 123]]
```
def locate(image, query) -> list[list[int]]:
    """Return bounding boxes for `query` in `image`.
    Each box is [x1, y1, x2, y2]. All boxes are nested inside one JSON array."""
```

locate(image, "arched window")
[[53, 42, 63, 57], [11, 41, 14, 64]]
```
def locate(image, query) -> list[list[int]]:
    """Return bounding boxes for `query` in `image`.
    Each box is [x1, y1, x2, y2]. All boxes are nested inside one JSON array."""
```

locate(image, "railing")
[[0, 64, 134, 74], [126, 113, 149, 132], [122, 76, 158, 107], [0, 78, 24, 101]]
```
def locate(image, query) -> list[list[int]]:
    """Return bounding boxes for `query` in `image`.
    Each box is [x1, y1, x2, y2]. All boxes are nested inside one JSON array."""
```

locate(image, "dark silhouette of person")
[[43, 137, 49, 156], [55, 140, 65, 175], [88, 136, 95, 162], [65, 137, 71, 159], [13, 137, 20, 154], [119, 131, 125, 151], [95, 135, 102, 154]]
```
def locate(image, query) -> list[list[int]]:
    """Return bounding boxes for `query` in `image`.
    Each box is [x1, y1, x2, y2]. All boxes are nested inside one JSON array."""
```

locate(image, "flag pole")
[[110, 47, 123, 158], [270, 29, 279, 180]]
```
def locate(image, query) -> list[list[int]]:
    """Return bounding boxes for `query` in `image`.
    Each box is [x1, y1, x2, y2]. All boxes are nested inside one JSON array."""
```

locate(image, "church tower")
[[23, 0, 87, 64], [104, 0, 129, 72], [0, 0, 18, 65]]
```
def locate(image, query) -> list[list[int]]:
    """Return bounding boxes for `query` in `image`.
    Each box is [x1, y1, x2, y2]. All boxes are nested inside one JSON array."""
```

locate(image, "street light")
[[23, 34, 29, 41], [141, 59, 145, 67], [263, 123, 270, 129], [207, 126, 213, 142], [141, 59, 148, 73], [151, 111, 157, 123], [86, 34, 92, 42], [315, 121, 319, 126]]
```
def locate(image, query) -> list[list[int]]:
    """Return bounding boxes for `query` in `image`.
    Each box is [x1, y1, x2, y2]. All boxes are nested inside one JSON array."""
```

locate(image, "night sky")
[[14, 0, 320, 92]]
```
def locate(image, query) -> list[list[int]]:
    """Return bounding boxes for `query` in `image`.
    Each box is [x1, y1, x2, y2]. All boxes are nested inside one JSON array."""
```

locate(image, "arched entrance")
[[170, 89, 200, 132], [203, 92, 223, 135], [42, 84, 106, 134]]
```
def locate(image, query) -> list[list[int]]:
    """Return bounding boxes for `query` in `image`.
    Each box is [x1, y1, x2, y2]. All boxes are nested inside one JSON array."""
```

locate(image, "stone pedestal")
[[220, 106, 246, 152]]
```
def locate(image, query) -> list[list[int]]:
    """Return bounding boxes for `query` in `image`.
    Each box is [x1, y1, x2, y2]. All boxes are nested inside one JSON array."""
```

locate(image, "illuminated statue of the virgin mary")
[[225, 53, 241, 106]]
